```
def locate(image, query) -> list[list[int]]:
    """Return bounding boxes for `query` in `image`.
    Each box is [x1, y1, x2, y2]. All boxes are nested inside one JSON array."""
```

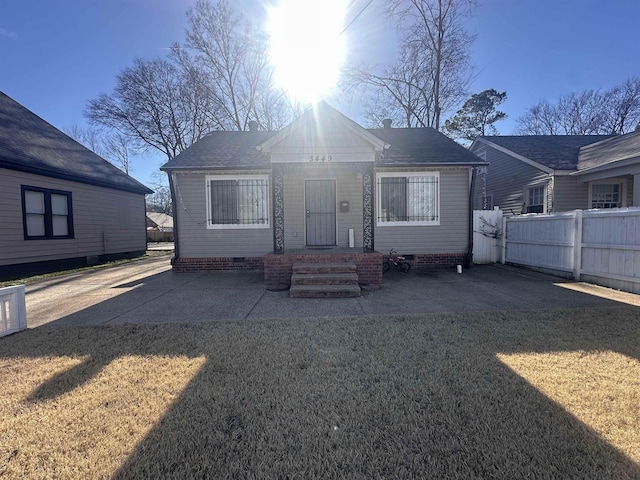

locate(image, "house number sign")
[[309, 155, 333, 162]]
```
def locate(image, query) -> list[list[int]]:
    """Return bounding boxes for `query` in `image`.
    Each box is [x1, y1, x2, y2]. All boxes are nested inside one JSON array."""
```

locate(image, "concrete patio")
[[23, 254, 640, 328]]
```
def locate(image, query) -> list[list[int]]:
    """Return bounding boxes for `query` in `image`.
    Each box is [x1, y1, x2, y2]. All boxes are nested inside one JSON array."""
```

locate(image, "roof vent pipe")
[[382, 118, 392, 130], [248, 120, 259, 132]]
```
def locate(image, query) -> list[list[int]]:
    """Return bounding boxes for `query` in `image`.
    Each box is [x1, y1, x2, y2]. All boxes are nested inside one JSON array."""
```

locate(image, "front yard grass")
[[1, 307, 639, 479]]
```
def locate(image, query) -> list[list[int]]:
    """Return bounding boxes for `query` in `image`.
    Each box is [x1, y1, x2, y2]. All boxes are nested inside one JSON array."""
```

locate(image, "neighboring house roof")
[[146, 212, 174, 229], [0, 91, 152, 194], [162, 103, 485, 170], [477, 135, 615, 170], [577, 130, 640, 173]]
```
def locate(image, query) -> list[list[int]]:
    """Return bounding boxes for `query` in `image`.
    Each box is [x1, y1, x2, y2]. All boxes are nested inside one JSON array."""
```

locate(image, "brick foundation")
[[264, 252, 383, 290], [410, 253, 466, 271], [171, 251, 462, 286], [172, 256, 264, 272]]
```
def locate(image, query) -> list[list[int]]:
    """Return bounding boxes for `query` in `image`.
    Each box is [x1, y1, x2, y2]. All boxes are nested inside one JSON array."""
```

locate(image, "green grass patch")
[[1, 308, 639, 479]]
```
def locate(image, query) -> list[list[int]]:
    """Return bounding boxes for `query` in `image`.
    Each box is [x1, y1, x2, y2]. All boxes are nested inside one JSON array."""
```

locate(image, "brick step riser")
[[289, 290, 361, 299], [292, 279, 359, 286], [291, 274, 359, 286], [290, 262, 361, 298], [292, 266, 357, 275]]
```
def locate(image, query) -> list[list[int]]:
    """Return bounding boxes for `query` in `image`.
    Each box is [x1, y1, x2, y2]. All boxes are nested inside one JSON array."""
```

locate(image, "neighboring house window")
[[526, 185, 545, 213], [21, 186, 74, 239], [591, 183, 622, 209], [377, 172, 439, 225], [206, 175, 269, 229]]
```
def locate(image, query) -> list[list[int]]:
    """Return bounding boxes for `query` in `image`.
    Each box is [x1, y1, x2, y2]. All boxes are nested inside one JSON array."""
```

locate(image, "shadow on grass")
[[3, 307, 640, 478]]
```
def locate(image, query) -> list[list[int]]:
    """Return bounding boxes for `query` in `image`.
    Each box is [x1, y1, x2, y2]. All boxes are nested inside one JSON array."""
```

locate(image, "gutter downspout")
[[168, 171, 180, 263], [464, 167, 477, 269]]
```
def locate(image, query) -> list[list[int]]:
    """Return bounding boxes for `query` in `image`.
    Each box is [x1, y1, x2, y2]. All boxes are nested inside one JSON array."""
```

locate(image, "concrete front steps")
[[289, 262, 361, 298]]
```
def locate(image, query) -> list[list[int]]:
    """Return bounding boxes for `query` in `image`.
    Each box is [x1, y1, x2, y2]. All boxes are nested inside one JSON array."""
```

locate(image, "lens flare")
[[268, 0, 347, 104]]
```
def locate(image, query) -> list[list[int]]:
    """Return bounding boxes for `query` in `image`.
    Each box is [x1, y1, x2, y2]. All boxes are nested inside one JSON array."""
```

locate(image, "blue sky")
[[1, 0, 639, 188]]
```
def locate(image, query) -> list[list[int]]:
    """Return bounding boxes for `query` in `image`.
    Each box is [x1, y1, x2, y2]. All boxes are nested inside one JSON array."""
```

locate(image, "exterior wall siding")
[[553, 175, 589, 211], [374, 168, 470, 255], [0, 167, 146, 267], [473, 145, 550, 215], [173, 171, 273, 257]]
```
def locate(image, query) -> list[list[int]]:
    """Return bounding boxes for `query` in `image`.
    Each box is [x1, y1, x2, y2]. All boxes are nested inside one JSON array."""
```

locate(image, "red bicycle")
[[383, 248, 411, 273]]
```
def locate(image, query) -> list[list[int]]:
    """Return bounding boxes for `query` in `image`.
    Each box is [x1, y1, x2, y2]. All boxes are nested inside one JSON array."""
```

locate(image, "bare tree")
[[86, 57, 217, 161], [146, 172, 173, 215], [103, 133, 134, 174], [174, 0, 294, 132], [517, 77, 640, 135], [599, 77, 640, 134], [347, 0, 475, 129], [65, 125, 138, 174], [64, 124, 103, 154]]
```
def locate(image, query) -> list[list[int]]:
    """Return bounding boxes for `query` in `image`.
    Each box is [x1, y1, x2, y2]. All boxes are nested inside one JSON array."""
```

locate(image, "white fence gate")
[[502, 207, 640, 294], [473, 208, 503, 264], [0, 285, 27, 337]]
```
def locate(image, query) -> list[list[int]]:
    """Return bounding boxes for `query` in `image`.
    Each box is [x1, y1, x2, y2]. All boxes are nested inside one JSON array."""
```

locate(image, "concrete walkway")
[[25, 254, 640, 328]]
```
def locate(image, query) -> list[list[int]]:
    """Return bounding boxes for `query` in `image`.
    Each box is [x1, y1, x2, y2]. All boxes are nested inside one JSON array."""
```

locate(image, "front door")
[[305, 179, 336, 246]]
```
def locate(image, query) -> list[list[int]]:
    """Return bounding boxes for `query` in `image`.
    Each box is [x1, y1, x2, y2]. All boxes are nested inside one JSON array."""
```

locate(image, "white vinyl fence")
[[473, 208, 503, 264], [501, 207, 640, 294], [0, 285, 27, 337]]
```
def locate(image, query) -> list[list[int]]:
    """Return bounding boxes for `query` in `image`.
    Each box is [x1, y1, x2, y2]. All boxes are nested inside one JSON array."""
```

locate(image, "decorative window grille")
[[377, 174, 439, 225], [207, 177, 269, 228], [591, 183, 622, 209]]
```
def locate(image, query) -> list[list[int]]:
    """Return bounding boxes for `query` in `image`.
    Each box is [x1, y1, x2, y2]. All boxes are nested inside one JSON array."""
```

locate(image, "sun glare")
[[268, 0, 347, 104]]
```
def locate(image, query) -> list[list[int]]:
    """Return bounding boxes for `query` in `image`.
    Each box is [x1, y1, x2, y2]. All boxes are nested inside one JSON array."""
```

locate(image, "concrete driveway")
[[25, 254, 640, 328]]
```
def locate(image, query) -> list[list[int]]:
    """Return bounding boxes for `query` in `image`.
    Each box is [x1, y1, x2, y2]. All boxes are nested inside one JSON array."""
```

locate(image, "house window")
[[377, 173, 439, 225], [21, 186, 74, 239], [526, 185, 545, 213], [206, 175, 269, 229], [591, 183, 622, 209]]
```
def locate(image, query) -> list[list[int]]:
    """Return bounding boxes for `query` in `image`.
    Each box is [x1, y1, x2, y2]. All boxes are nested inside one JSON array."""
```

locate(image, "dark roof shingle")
[[162, 125, 484, 170], [161, 130, 275, 170], [371, 127, 483, 165], [578, 131, 640, 171], [0, 91, 152, 194], [480, 135, 616, 170]]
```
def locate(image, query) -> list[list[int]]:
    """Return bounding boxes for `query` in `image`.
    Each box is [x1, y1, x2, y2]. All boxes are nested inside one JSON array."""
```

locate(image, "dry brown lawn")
[[1, 307, 639, 479]]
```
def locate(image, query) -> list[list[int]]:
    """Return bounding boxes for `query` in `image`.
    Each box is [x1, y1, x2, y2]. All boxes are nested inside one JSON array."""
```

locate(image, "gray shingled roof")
[[372, 127, 483, 165], [0, 91, 152, 194], [161, 130, 275, 170], [162, 124, 484, 170], [578, 131, 640, 171], [481, 135, 616, 170]]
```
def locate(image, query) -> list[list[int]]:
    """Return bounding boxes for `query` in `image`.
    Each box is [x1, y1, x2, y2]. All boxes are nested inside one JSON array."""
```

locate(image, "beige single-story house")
[[161, 102, 486, 291]]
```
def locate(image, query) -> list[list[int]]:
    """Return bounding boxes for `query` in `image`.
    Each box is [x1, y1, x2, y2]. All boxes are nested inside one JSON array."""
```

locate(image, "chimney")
[[382, 118, 392, 130], [248, 120, 259, 132]]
